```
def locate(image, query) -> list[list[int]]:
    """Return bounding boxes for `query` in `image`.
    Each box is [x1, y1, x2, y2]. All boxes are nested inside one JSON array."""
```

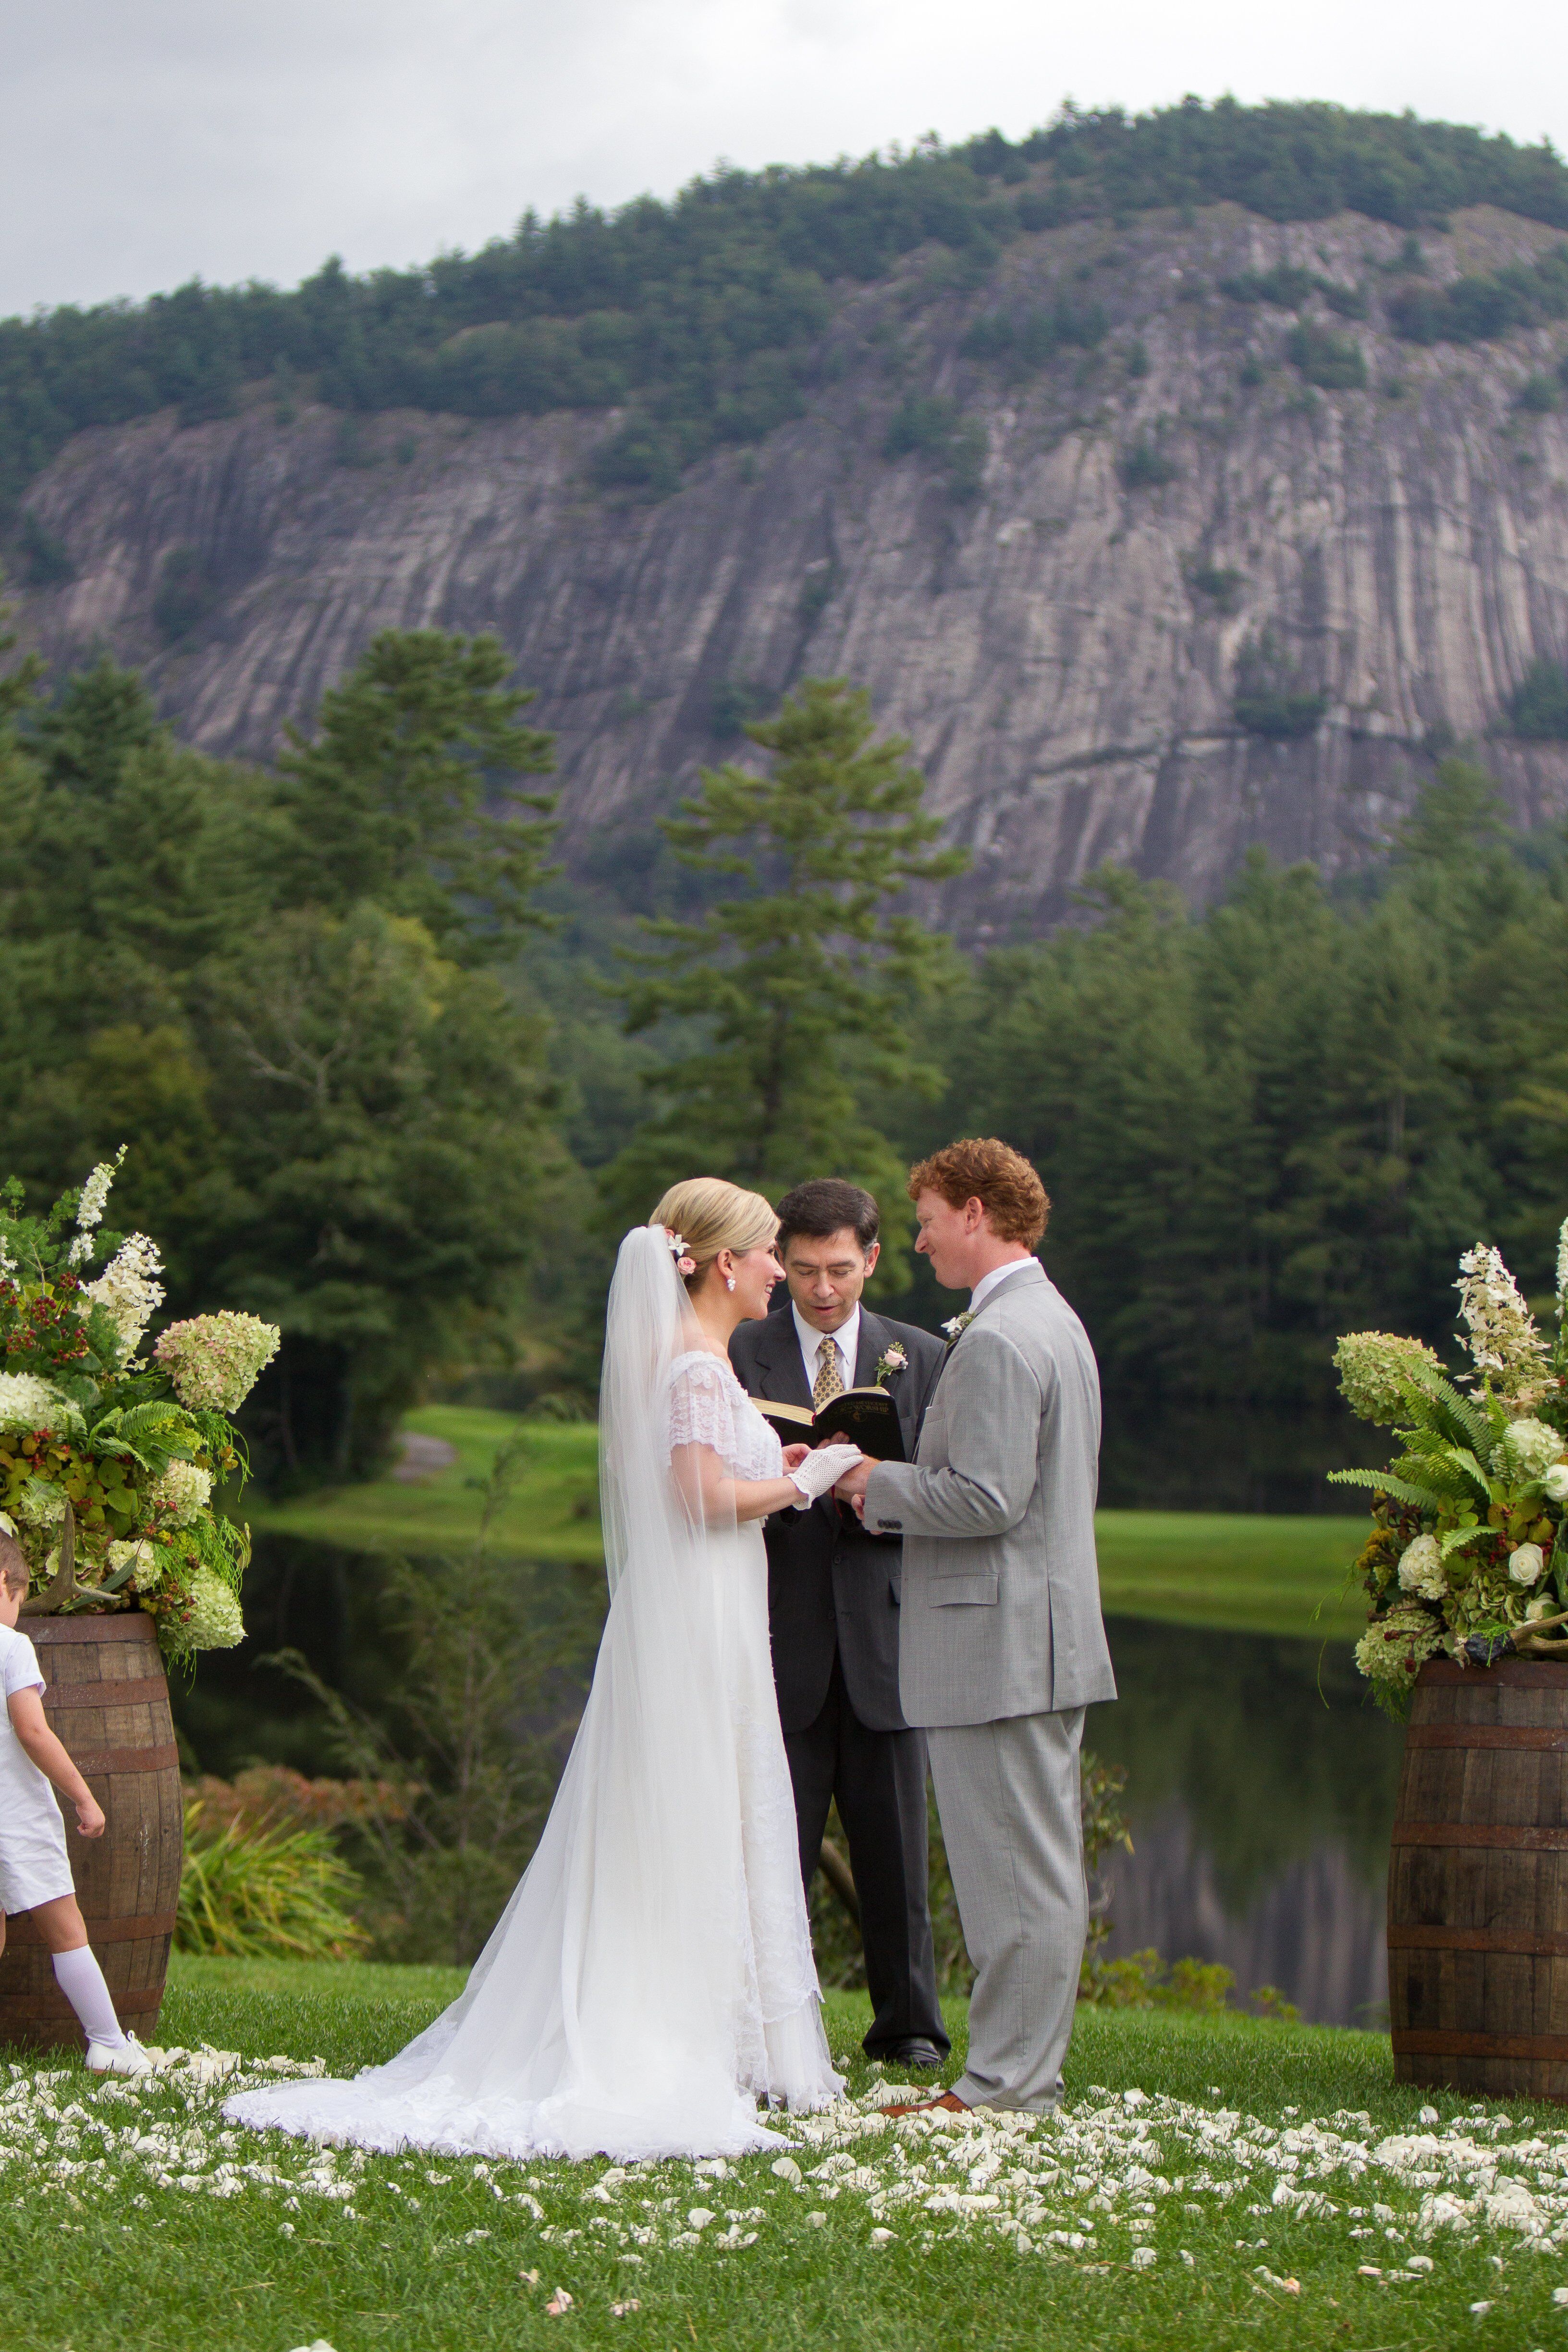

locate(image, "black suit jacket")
[[729, 1303, 946, 1734]]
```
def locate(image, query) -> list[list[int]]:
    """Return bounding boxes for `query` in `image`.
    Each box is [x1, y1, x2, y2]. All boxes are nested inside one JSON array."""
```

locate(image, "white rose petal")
[[1508, 1543, 1546, 1588]]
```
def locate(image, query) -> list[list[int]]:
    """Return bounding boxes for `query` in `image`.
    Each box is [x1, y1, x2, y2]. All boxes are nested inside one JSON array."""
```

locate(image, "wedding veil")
[[224, 1225, 797, 2159]]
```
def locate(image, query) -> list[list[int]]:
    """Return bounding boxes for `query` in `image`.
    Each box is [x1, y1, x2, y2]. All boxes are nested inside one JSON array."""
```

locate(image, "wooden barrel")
[[1389, 1655, 1568, 2100], [0, 1613, 181, 2051]]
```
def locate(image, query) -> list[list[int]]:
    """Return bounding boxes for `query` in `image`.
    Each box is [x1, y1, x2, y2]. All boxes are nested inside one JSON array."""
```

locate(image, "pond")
[[180, 1543, 1404, 2028], [1089, 1617, 1404, 2027]]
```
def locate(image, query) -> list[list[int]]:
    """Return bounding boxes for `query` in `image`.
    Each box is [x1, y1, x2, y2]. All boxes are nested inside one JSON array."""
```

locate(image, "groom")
[[835, 1138, 1115, 2116]]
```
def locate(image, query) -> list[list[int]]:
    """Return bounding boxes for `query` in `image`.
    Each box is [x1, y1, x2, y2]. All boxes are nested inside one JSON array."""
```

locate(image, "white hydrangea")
[[153, 1311, 280, 1413], [1509, 1543, 1546, 1587], [1397, 1534, 1447, 1600], [14, 1476, 67, 1529], [1494, 1418, 1566, 1482], [66, 1146, 126, 1267], [106, 1537, 161, 1590], [0, 1372, 70, 1435], [1355, 1604, 1445, 1687], [181, 1568, 244, 1652], [150, 1460, 212, 1527], [1456, 1243, 1550, 1396], [1545, 1464, 1568, 1507], [1559, 1214, 1568, 1318], [82, 1232, 165, 1356]]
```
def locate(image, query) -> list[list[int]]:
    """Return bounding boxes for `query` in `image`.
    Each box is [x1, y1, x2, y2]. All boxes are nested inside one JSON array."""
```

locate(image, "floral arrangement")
[[0, 1155, 279, 1660], [873, 1343, 908, 1387], [1334, 1221, 1568, 1716]]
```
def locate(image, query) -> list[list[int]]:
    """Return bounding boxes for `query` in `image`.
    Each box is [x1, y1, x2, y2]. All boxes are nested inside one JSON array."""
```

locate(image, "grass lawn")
[[3, 1956, 1562, 2350], [250, 1405, 1370, 1638]]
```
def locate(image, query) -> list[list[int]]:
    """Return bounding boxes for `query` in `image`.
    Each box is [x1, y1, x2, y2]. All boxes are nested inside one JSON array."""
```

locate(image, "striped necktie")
[[812, 1336, 845, 1409]]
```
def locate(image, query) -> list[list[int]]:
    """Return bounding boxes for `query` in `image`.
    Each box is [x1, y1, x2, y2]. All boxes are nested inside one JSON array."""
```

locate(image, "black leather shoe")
[[878, 2038, 946, 2070]]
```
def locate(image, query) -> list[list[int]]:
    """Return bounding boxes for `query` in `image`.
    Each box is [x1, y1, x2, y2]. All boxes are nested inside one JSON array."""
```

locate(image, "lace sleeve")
[[666, 1354, 742, 1469]]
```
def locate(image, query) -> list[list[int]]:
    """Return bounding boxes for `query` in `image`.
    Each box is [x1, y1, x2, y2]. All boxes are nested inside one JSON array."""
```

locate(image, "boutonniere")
[[873, 1343, 908, 1389], [942, 1312, 975, 1348]]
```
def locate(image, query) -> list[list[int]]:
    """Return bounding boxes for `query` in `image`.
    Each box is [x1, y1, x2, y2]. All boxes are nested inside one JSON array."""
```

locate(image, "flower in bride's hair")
[[664, 1228, 696, 1277]]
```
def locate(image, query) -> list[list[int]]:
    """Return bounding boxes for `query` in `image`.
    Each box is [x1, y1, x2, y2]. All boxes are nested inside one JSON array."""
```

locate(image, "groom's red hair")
[[907, 1138, 1049, 1246]]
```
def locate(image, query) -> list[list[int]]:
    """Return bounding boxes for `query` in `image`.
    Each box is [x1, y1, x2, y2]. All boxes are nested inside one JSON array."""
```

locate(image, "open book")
[[753, 1386, 905, 1463]]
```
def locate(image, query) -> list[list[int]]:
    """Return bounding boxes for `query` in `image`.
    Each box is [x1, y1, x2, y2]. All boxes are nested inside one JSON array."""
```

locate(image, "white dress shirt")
[[793, 1300, 861, 1398], [968, 1257, 1036, 1314]]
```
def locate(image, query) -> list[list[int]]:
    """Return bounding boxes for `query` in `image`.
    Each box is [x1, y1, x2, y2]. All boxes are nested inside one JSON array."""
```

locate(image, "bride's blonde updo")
[[649, 1178, 777, 1292]]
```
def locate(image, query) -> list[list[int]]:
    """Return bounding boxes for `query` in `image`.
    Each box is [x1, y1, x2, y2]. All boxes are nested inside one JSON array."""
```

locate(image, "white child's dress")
[[0, 1624, 74, 1915]]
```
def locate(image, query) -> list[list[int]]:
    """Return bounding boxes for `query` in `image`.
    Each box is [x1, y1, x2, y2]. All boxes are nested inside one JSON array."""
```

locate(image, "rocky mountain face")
[[10, 202, 1568, 931]]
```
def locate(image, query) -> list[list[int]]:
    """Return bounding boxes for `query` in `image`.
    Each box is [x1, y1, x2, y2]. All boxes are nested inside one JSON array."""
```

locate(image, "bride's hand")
[[787, 1443, 864, 1507], [781, 1443, 812, 1473]]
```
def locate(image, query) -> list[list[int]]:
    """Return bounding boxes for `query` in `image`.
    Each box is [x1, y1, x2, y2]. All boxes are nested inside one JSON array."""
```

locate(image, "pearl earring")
[[725, 1275, 737, 1292]]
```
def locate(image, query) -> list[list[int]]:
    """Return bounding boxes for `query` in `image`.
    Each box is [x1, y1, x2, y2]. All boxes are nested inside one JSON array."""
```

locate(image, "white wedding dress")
[[224, 1228, 842, 2161]]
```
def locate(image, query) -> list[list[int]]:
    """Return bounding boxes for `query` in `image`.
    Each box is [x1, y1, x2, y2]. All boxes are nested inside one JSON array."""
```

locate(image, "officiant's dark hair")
[[775, 1178, 880, 1254]]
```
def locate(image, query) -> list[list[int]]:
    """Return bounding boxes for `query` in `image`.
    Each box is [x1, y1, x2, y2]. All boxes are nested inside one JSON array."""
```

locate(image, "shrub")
[[1516, 372, 1559, 412], [960, 295, 1106, 372], [1286, 321, 1368, 389], [1219, 264, 1315, 307], [151, 547, 215, 643], [1186, 560, 1244, 613], [177, 1801, 370, 1960], [883, 395, 987, 497], [1234, 626, 1327, 737], [1124, 337, 1150, 378], [1119, 439, 1179, 489], [19, 511, 73, 587], [1507, 656, 1568, 739], [710, 677, 774, 738]]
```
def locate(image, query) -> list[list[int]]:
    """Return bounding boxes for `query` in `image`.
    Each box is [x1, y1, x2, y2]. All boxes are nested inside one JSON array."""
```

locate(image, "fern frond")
[[1441, 1524, 1488, 1556], [1326, 1468, 1447, 1512], [1401, 1362, 1500, 1458], [1439, 1444, 1494, 1497]]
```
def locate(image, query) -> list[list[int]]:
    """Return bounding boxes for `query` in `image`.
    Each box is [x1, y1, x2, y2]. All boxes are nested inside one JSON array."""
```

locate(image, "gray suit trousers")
[[929, 1706, 1087, 2112]]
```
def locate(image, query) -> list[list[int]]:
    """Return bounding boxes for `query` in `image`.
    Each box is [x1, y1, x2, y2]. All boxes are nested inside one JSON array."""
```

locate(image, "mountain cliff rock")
[[10, 202, 1568, 929]]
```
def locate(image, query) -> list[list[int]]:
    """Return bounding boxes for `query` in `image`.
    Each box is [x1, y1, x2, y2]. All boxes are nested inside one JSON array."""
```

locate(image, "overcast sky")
[[3, 0, 1564, 318]]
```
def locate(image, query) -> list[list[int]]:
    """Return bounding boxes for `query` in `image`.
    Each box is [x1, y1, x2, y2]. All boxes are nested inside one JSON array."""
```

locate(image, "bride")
[[224, 1179, 863, 2161]]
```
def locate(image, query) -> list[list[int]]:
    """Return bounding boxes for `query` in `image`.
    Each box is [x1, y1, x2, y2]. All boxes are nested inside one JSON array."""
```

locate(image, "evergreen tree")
[[274, 629, 557, 958], [603, 678, 967, 1225]]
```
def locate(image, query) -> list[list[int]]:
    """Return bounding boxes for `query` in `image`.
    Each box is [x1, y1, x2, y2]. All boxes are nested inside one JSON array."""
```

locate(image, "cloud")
[[2, 0, 1563, 315]]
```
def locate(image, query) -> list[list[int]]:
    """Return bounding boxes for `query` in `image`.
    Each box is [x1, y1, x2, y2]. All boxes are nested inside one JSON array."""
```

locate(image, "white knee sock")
[[51, 1945, 127, 2048]]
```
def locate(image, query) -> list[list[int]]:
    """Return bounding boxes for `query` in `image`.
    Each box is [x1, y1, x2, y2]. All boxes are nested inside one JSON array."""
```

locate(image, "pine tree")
[[604, 678, 967, 1224]]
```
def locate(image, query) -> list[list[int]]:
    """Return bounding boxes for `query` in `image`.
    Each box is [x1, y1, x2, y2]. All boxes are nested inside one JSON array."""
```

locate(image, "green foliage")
[[1516, 371, 1560, 412], [17, 512, 73, 587], [177, 1801, 370, 1959], [929, 760, 1568, 1437], [1286, 320, 1368, 390], [1387, 241, 1568, 346], [3, 102, 1567, 519], [1118, 438, 1179, 489], [603, 679, 968, 1223], [1233, 628, 1326, 737], [267, 1432, 606, 1964], [1507, 655, 1568, 739], [151, 547, 215, 643], [272, 627, 557, 956], [1185, 561, 1244, 614], [882, 395, 986, 497], [959, 294, 1107, 371], [0, 630, 568, 1485]]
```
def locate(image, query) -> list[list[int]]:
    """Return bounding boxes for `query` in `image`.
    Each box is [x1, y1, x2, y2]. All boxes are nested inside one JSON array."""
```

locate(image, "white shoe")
[[86, 2034, 154, 2077]]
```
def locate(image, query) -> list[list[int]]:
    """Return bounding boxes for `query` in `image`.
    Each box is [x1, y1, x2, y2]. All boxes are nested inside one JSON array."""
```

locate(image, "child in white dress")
[[0, 1531, 152, 2074]]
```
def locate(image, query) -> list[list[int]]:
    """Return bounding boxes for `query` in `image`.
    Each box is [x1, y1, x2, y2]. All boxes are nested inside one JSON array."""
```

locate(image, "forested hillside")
[[3, 98, 1568, 515]]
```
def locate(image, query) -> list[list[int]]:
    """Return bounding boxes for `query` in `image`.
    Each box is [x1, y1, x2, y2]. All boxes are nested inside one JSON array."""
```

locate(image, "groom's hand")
[[833, 1458, 873, 1514]]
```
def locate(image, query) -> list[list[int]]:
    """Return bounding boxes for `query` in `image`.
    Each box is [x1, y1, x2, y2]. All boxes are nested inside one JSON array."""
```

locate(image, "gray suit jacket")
[[861, 1260, 1116, 1727]]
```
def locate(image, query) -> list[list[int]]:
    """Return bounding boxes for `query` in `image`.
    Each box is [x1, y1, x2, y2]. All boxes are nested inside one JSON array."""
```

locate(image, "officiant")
[[730, 1178, 950, 2070]]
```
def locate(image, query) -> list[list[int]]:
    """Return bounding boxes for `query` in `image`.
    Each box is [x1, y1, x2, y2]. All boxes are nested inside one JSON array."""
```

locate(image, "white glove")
[[788, 1443, 864, 1507]]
